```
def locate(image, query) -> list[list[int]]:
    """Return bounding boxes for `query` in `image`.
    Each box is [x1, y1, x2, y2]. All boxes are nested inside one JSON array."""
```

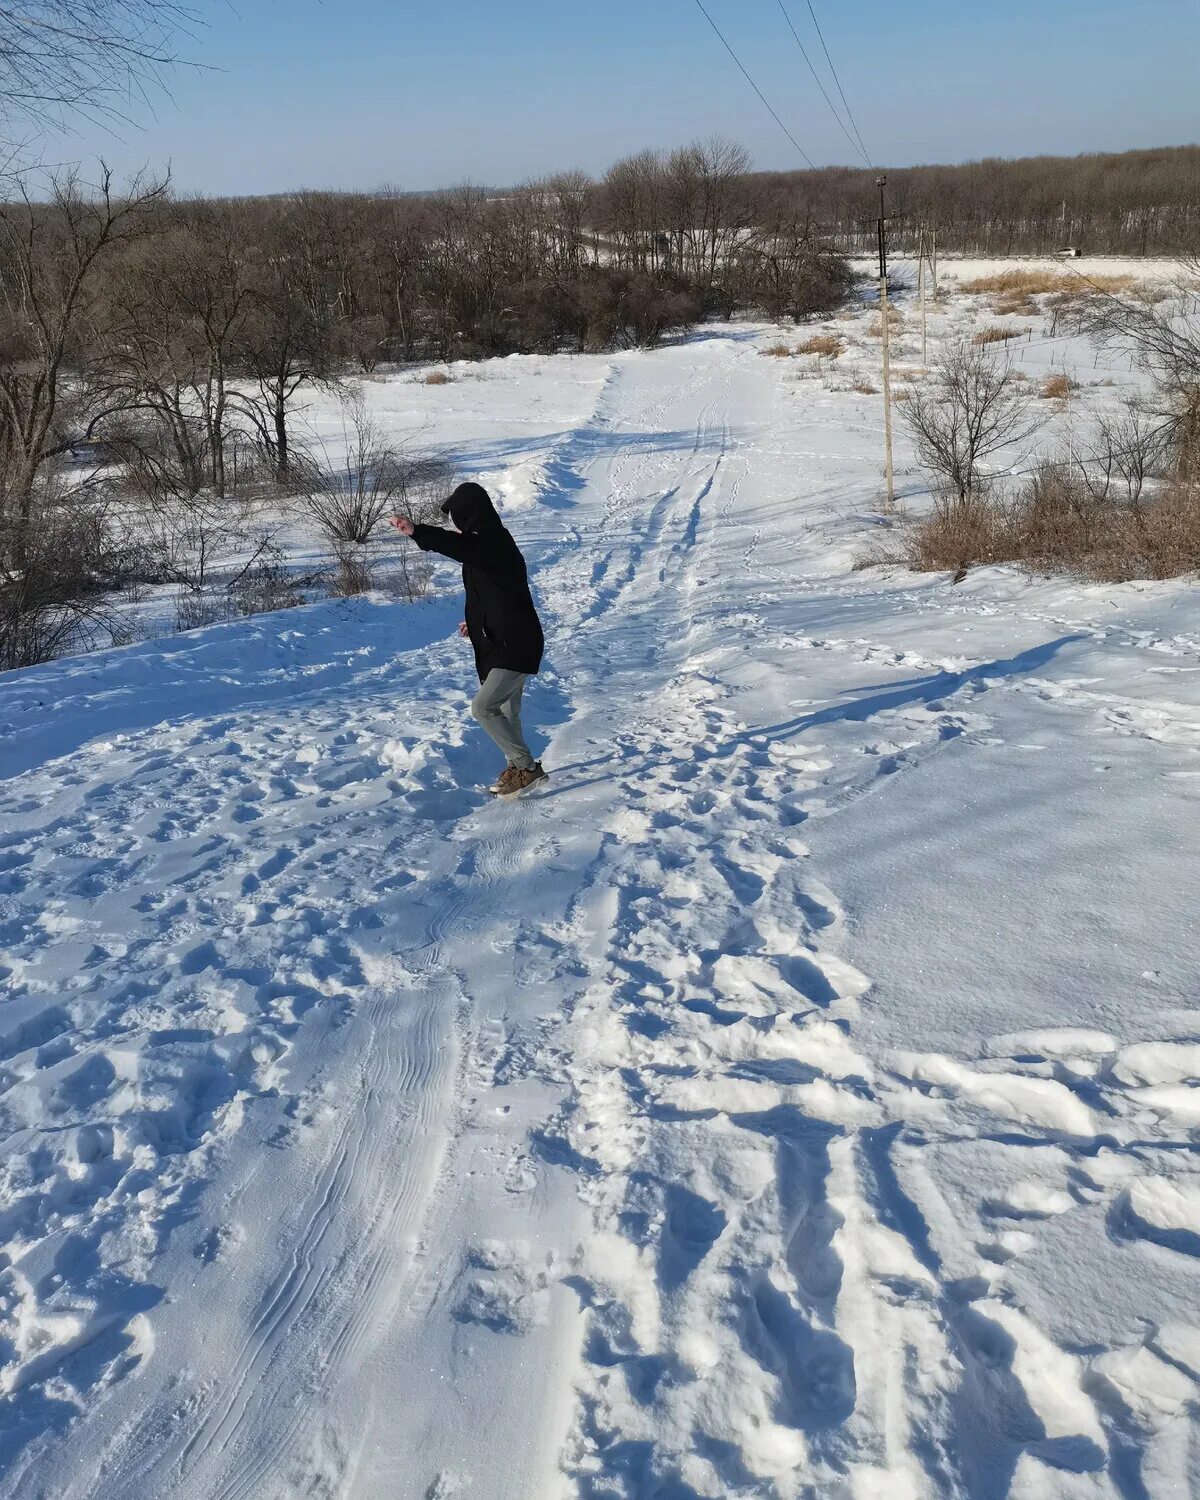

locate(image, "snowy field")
[[2, 270, 1200, 1498]]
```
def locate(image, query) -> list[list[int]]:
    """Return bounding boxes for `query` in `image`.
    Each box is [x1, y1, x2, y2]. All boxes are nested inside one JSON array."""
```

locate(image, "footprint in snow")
[[451, 1241, 549, 1335]]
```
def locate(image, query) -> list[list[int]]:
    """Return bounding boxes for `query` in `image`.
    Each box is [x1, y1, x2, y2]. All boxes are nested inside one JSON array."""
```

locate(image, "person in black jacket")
[[391, 482, 547, 796]]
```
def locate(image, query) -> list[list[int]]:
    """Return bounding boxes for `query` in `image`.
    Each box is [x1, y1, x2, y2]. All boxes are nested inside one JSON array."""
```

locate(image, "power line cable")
[[801, 0, 871, 168], [774, 0, 870, 167], [691, 0, 816, 169]]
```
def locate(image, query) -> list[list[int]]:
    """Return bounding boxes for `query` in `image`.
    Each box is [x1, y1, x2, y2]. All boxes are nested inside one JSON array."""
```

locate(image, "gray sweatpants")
[[471, 668, 535, 770]]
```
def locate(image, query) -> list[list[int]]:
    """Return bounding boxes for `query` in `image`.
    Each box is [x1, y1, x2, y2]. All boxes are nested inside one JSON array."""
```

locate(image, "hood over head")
[[441, 481, 500, 532]]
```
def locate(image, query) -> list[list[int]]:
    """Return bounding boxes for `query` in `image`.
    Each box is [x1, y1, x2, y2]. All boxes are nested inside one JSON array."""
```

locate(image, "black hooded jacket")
[[411, 482, 545, 681]]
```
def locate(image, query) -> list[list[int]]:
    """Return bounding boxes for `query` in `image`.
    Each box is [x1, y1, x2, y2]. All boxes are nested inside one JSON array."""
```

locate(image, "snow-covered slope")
[[2, 319, 1200, 1499]]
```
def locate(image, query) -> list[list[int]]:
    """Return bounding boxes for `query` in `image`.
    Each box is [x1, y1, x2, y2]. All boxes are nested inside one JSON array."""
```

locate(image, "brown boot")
[[488, 765, 520, 795], [498, 762, 548, 797]]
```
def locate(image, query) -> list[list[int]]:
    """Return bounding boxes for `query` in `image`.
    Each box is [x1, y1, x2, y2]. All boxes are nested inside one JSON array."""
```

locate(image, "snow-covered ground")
[[2, 277, 1200, 1498]]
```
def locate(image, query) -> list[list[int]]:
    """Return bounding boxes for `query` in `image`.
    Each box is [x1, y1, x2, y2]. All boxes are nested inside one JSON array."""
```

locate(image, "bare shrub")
[[388, 455, 455, 600], [577, 271, 704, 350], [226, 552, 304, 617], [903, 462, 1200, 582], [1012, 464, 1200, 580], [332, 541, 372, 596], [1073, 401, 1172, 504], [130, 489, 252, 591], [0, 477, 132, 670], [797, 334, 844, 358], [851, 380, 878, 395], [296, 399, 429, 546], [391, 541, 434, 601], [173, 591, 230, 633], [731, 224, 856, 323], [900, 341, 1045, 501], [1083, 268, 1200, 447], [1131, 479, 1200, 577], [903, 489, 1005, 573]]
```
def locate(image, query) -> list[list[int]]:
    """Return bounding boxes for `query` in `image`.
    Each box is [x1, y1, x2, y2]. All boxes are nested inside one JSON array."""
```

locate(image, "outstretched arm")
[[390, 515, 489, 565]]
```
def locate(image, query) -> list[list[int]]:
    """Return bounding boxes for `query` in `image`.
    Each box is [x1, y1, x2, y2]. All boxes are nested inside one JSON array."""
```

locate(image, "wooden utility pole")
[[876, 175, 895, 510], [918, 226, 928, 367]]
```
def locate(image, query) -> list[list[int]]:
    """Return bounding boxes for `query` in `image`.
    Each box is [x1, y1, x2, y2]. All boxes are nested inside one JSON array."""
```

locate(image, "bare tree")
[[1083, 267, 1200, 477], [661, 137, 752, 286], [96, 202, 253, 498], [0, 1, 199, 130], [0, 162, 169, 566], [900, 340, 1046, 502], [236, 230, 338, 480], [733, 202, 857, 322], [599, 150, 666, 272]]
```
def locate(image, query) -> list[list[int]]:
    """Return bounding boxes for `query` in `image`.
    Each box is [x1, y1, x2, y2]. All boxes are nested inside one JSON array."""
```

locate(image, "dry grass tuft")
[[762, 342, 794, 358], [423, 371, 452, 385], [1040, 373, 1075, 400], [867, 305, 903, 339], [992, 293, 1039, 317], [851, 379, 878, 395], [972, 325, 1028, 347], [963, 270, 1059, 295], [796, 334, 845, 358], [963, 269, 1135, 298]]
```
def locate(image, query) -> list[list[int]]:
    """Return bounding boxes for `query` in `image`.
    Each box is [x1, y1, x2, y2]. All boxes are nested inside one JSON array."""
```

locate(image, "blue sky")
[[54, 0, 1200, 194]]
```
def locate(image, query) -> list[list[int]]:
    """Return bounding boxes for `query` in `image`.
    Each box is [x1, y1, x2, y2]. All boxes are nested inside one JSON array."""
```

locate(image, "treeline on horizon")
[[751, 144, 1200, 257], [202, 142, 1199, 258]]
